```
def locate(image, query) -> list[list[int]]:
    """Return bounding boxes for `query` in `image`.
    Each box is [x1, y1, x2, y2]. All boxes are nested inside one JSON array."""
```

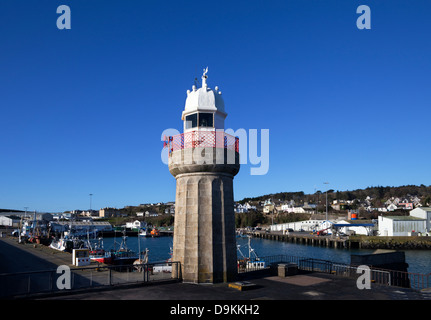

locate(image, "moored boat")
[[139, 228, 147, 237], [110, 231, 139, 265], [89, 249, 113, 264], [237, 236, 266, 271], [153, 246, 173, 273], [50, 237, 69, 251], [87, 237, 113, 264]]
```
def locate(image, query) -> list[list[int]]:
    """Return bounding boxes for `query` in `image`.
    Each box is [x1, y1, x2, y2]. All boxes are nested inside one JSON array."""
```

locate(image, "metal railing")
[[0, 261, 180, 299], [164, 131, 239, 154], [238, 254, 431, 291]]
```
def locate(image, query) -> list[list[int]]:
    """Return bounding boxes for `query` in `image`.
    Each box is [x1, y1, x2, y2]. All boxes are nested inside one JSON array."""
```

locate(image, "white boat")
[[139, 228, 147, 237], [49, 234, 87, 252], [237, 236, 266, 271], [153, 246, 173, 273], [49, 237, 68, 251]]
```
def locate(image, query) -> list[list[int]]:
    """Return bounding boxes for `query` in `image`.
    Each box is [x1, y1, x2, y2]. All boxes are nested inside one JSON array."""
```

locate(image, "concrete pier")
[[240, 230, 350, 249]]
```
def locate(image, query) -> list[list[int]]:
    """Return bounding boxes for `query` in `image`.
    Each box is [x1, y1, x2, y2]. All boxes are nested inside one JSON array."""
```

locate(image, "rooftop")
[[383, 216, 426, 221]]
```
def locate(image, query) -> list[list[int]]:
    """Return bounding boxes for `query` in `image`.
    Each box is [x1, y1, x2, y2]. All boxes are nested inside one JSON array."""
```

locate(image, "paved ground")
[[2, 235, 431, 305], [0, 236, 74, 273], [38, 270, 431, 301]]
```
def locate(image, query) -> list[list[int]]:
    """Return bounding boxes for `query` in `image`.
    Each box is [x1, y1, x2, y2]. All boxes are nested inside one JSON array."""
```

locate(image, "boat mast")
[[138, 232, 141, 262], [248, 236, 252, 259]]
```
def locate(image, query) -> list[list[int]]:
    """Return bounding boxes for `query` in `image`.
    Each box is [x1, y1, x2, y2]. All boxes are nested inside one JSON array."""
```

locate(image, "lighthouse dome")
[[184, 85, 225, 114], [182, 69, 226, 119]]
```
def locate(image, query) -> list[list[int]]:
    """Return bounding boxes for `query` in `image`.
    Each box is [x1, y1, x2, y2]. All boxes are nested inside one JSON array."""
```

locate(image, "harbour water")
[[102, 235, 431, 275]]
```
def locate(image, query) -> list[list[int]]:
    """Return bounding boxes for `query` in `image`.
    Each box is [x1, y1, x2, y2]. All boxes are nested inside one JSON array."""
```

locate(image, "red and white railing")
[[163, 131, 239, 154]]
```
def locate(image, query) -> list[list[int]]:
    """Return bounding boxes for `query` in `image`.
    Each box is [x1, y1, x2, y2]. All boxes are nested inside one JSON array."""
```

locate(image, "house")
[[235, 202, 256, 213], [411, 196, 422, 207], [410, 207, 431, 232], [303, 202, 317, 213], [81, 210, 99, 217], [332, 201, 348, 211], [126, 220, 146, 230], [99, 207, 120, 218], [387, 204, 398, 212], [145, 211, 158, 217], [263, 200, 275, 214], [165, 205, 175, 214], [281, 201, 295, 212], [378, 216, 426, 236], [244, 202, 256, 211], [292, 207, 306, 214]]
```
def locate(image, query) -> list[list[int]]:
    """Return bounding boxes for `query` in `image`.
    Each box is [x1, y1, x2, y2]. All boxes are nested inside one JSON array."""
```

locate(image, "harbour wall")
[[349, 235, 431, 250], [241, 230, 350, 249], [241, 230, 431, 250]]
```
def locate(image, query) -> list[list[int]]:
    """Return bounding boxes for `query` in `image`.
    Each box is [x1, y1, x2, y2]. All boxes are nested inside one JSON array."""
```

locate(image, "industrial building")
[[409, 207, 431, 231], [378, 216, 427, 236]]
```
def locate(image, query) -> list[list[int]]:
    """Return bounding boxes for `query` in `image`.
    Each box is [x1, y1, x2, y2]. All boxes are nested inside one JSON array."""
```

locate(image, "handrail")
[[163, 131, 239, 154]]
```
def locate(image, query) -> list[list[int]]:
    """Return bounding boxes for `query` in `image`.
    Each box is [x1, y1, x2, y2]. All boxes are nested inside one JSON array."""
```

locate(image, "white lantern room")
[[182, 68, 227, 133]]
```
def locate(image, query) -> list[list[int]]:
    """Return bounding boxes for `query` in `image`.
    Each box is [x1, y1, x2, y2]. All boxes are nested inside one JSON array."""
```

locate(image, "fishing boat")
[[133, 249, 150, 272], [110, 231, 139, 266], [87, 237, 113, 264], [49, 236, 69, 251], [237, 236, 266, 271], [49, 234, 86, 252], [139, 228, 147, 237]]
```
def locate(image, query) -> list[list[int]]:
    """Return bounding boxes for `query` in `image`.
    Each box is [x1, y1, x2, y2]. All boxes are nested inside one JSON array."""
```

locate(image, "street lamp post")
[[324, 182, 329, 221], [89, 194, 93, 212]]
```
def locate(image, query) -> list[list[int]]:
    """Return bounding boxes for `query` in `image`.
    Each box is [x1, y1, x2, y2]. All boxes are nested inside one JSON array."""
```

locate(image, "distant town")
[[1, 184, 431, 240]]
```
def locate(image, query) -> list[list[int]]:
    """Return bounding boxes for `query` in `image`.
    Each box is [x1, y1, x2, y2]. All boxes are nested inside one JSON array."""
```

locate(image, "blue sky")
[[1, 1, 430, 212]]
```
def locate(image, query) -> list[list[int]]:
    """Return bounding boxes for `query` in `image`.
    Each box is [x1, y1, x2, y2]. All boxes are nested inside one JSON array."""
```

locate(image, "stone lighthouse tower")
[[165, 68, 240, 283]]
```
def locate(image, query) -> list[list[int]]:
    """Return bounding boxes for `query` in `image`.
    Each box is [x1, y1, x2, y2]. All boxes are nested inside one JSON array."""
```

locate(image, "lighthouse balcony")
[[164, 131, 239, 154], [166, 131, 240, 177]]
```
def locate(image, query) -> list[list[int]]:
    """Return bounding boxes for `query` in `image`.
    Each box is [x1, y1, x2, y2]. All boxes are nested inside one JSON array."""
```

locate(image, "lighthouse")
[[165, 68, 240, 283]]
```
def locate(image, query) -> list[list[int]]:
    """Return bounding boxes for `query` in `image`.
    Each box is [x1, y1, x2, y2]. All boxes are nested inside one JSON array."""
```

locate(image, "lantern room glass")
[[185, 112, 214, 129]]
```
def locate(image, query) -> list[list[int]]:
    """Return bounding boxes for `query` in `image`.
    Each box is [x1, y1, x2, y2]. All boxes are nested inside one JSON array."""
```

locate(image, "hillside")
[[239, 185, 431, 207]]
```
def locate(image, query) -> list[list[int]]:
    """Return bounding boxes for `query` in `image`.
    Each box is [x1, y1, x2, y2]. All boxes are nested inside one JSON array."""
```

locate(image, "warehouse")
[[409, 207, 431, 231], [0, 215, 21, 227], [378, 216, 427, 236]]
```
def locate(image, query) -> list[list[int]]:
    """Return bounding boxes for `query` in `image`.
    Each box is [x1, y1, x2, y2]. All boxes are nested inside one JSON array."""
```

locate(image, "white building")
[[0, 215, 21, 227], [270, 220, 333, 233], [410, 207, 431, 232], [332, 220, 375, 236], [235, 202, 256, 213], [378, 216, 426, 236], [126, 220, 146, 229], [49, 221, 113, 233], [387, 204, 398, 212]]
